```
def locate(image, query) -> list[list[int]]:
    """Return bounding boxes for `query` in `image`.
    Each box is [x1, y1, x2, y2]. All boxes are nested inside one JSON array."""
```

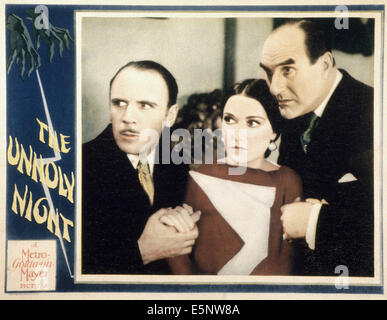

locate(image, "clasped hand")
[[281, 197, 328, 240], [138, 204, 201, 265], [160, 204, 201, 233]]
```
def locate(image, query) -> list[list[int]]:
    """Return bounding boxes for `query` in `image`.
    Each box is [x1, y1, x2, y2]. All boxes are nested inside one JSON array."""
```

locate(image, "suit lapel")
[[152, 130, 177, 209], [153, 162, 173, 209], [307, 70, 352, 157], [303, 71, 358, 197], [102, 127, 154, 216], [279, 71, 355, 198]]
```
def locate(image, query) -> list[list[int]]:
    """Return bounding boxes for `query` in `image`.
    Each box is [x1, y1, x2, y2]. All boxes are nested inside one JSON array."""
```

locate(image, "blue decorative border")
[[4, 3, 384, 295]]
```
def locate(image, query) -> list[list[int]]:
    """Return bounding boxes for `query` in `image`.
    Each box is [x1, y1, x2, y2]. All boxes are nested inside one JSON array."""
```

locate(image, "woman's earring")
[[268, 140, 277, 152]]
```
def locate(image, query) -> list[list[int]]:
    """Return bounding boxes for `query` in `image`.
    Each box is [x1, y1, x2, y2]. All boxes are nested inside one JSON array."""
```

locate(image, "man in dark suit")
[[82, 60, 199, 274], [259, 20, 373, 276]]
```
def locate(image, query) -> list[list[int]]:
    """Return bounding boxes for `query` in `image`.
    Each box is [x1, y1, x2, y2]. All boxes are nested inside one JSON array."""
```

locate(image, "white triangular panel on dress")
[[189, 170, 276, 275]]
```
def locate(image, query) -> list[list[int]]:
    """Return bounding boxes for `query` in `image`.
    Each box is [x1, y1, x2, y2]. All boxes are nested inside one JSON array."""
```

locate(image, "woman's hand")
[[160, 204, 201, 233]]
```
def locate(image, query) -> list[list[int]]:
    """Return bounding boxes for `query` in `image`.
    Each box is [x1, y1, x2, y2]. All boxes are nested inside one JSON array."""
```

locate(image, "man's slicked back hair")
[[109, 60, 178, 108], [275, 19, 334, 65]]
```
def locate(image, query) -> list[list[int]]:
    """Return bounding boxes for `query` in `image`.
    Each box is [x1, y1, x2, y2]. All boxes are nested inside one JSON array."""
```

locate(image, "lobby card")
[[0, 0, 385, 300]]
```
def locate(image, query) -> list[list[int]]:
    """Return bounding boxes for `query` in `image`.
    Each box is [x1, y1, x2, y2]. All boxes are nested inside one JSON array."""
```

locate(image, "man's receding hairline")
[[109, 65, 171, 107], [272, 19, 305, 34], [109, 65, 171, 111], [110, 65, 167, 88], [270, 21, 306, 42], [266, 21, 310, 63]]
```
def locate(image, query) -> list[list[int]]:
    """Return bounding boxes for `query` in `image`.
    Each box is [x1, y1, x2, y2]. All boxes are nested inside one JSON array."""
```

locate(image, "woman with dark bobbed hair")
[[164, 79, 303, 275]]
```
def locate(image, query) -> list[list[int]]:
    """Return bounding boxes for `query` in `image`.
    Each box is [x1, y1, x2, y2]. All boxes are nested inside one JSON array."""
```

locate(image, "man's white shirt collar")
[[314, 70, 343, 117], [127, 149, 156, 175]]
